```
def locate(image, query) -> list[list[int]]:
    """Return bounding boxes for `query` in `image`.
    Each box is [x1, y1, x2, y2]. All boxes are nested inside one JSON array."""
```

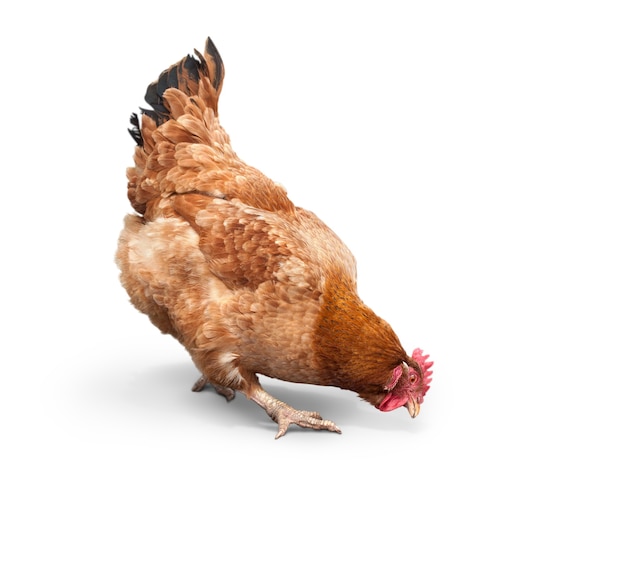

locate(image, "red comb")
[[412, 348, 433, 391]]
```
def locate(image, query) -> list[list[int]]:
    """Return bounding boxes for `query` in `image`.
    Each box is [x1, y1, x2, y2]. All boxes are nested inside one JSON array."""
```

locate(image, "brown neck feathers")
[[312, 271, 406, 397]]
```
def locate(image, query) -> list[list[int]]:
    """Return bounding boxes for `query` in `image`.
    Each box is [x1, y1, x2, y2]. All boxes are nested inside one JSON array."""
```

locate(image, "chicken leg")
[[248, 384, 342, 439], [192, 375, 236, 401]]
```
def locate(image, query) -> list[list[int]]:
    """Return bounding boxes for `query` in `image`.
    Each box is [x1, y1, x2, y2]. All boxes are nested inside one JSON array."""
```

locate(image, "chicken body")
[[116, 37, 432, 437]]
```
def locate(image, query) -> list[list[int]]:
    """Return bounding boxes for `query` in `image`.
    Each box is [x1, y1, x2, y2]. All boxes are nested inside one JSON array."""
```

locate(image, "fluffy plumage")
[[116, 37, 433, 437]]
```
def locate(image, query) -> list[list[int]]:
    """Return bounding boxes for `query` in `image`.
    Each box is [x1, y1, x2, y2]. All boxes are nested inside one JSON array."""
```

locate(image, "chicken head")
[[377, 348, 433, 417]]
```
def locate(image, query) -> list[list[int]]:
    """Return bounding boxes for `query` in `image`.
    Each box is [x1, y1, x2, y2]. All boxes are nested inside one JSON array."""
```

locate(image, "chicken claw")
[[192, 375, 236, 401], [249, 387, 341, 439]]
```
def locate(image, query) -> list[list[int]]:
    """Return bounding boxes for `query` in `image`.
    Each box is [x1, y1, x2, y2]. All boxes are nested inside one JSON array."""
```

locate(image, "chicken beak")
[[405, 396, 420, 418]]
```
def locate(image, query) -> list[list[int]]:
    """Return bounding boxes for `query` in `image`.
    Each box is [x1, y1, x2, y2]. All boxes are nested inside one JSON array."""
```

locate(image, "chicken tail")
[[128, 37, 224, 146]]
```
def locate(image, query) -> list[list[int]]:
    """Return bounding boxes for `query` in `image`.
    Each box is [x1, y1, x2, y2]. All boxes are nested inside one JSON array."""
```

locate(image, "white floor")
[[3, 4, 624, 567]]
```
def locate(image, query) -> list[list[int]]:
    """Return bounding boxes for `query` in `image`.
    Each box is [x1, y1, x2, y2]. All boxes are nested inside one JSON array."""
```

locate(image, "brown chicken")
[[116, 37, 433, 438]]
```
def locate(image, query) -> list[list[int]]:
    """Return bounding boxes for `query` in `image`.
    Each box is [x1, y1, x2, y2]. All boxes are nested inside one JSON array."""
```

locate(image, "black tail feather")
[[203, 37, 224, 92], [128, 113, 143, 146]]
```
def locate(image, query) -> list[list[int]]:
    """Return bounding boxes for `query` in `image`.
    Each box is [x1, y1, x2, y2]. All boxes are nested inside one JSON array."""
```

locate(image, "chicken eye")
[[409, 374, 417, 383]]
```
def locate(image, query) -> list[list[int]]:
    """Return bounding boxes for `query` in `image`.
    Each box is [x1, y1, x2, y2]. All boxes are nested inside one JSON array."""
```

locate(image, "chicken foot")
[[191, 375, 236, 401], [248, 384, 342, 439]]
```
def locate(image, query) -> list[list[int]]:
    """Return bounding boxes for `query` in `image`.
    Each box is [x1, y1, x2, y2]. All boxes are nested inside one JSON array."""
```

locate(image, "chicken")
[[116, 36, 433, 438]]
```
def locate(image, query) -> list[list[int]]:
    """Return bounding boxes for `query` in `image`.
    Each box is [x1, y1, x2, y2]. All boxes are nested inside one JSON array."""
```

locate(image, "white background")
[[2, 1, 625, 567]]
